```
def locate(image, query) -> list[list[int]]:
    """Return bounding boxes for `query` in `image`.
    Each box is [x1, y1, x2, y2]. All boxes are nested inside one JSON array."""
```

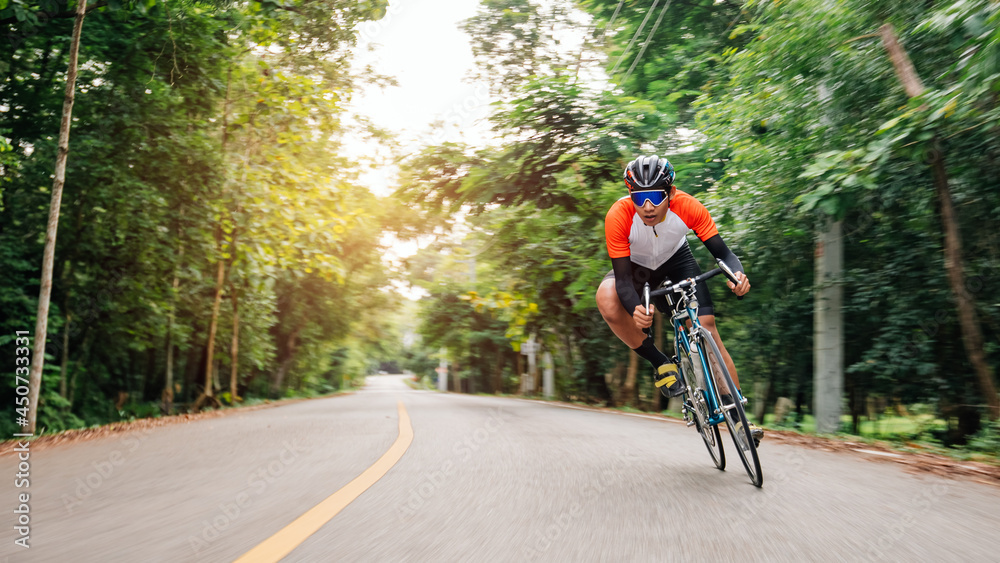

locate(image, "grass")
[[754, 413, 946, 436]]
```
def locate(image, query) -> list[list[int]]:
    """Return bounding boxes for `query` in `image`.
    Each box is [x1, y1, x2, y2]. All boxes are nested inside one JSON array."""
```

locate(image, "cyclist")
[[596, 154, 763, 445]]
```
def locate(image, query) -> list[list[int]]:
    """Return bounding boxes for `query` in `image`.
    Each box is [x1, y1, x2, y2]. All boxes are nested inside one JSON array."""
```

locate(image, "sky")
[[344, 0, 494, 197], [341, 0, 499, 298]]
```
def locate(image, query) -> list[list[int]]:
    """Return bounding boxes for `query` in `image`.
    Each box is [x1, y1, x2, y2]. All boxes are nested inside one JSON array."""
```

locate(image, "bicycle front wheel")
[[697, 327, 763, 487], [677, 340, 724, 471]]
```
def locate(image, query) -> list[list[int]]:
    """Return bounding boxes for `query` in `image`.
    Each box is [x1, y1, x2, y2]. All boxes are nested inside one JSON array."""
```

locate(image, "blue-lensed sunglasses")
[[630, 190, 669, 207]]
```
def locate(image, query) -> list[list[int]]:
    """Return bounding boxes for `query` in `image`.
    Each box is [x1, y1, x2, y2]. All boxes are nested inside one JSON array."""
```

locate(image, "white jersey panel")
[[627, 212, 689, 270]]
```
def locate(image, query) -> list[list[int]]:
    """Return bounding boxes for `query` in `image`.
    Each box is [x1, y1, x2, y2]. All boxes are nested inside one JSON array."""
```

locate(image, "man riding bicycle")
[[596, 154, 763, 445]]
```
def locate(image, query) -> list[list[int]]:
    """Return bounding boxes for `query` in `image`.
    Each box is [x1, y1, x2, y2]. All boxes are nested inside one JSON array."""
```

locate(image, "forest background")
[[2, 0, 999, 453]]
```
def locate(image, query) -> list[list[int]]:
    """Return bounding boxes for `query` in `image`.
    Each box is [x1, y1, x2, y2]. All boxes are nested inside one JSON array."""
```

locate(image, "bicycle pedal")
[[686, 420, 696, 427]]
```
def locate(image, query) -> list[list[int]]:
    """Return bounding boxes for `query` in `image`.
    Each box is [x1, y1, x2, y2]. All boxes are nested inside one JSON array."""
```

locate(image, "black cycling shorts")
[[603, 241, 715, 317]]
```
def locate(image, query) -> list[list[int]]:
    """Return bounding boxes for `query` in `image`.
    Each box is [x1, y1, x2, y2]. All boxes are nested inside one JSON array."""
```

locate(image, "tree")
[[2, 0, 396, 430], [25, 0, 88, 435], [696, 0, 1000, 432]]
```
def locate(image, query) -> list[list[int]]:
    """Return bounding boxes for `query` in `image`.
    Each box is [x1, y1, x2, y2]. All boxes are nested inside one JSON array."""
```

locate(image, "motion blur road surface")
[[3, 374, 999, 562]]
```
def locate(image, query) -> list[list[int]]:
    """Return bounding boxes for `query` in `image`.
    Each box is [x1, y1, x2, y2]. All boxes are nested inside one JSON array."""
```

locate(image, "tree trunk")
[[212, 357, 221, 394], [881, 24, 998, 420], [60, 312, 71, 399], [879, 24, 925, 98], [58, 259, 73, 399], [202, 257, 226, 399], [183, 343, 203, 405], [230, 284, 239, 405], [516, 352, 523, 395], [563, 333, 574, 399], [812, 70, 846, 434], [26, 0, 88, 434], [194, 63, 234, 410], [163, 214, 185, 415], [622, 351, 637, 408], [930, 144, 998, 419], [491, 349, 502, 393], [69, 327, 91, 409], [814, 218, 844, 433], [271, 326, 302, 397]]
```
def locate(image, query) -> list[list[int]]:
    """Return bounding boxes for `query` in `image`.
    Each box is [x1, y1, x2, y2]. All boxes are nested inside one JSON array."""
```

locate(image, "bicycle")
[[643, 259, 763, 487]]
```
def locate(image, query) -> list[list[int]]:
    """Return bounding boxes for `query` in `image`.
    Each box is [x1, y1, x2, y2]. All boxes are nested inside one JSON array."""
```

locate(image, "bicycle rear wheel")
[[697, 327, 763, 487], [677, 341, 724, 470]]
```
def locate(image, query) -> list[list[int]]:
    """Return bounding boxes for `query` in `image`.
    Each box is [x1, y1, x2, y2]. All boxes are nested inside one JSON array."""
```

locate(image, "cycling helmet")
[[623, 155, 675, 192]]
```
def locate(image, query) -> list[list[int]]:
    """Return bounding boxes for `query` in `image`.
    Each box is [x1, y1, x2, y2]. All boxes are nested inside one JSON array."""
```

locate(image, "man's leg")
[[699, 314, 763, 444], [597, 279, 683, 397], [697, 314, 740, 392], [596, 278, 646, 348]]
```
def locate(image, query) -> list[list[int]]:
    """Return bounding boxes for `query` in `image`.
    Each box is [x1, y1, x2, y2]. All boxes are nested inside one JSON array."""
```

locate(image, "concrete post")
[[543, 351, 554, 398], [437, 347, 448, 392]]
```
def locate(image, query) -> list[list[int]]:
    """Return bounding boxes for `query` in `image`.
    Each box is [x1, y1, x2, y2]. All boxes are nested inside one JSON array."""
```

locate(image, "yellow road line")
[[234, 400, 413, 563]]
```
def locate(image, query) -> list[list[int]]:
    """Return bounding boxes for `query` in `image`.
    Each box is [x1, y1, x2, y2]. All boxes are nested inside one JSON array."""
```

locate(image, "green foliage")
[[0, 0, 398, 429], [967, 420, 1000, 456], [4, 0, 998, 440], [392, 0, 999, 438], [696, 0, 1000, 430]]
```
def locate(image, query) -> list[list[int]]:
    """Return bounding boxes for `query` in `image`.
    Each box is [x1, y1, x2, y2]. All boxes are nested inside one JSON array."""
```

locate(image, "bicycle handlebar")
[[645, 258, 746, 302]]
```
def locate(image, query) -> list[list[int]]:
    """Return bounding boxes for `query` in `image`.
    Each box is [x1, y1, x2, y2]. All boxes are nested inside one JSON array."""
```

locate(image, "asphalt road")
[[2, 375, 999, 562]]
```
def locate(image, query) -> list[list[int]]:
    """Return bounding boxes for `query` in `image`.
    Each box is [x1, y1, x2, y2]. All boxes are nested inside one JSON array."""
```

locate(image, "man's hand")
[[633, 304, 654, 330], [727, 271, 751, 297]]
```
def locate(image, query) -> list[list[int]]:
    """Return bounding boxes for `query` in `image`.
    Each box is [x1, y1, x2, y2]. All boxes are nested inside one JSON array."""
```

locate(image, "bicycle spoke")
[[677, 340, 724, 471], [697, 327, 763, 487]]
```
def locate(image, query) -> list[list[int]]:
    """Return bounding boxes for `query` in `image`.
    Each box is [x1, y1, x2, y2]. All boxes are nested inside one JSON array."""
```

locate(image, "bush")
[[967, 420, 1000, 457]]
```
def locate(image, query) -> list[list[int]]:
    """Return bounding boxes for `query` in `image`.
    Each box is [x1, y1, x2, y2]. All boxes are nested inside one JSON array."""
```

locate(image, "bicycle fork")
[[680, 337, 709, 428]]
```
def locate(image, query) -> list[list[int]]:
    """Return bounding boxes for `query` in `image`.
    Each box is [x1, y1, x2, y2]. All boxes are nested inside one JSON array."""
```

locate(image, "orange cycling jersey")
[[605, 189, 719, 269]]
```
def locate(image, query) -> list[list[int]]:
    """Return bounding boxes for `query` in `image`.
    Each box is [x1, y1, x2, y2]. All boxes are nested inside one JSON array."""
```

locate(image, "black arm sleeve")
[[612, 256, 642, 316], [702, 234, 744, 276]]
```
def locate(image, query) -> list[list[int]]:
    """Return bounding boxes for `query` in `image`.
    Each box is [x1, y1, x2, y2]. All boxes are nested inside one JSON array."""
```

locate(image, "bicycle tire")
[[676, 339, 724, 470], [697, 327, 763, 487]]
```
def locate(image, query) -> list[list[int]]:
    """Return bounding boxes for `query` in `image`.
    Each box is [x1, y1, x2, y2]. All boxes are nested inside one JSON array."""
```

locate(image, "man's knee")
[[699, 315, 717, 329], [596, 280, 618, 316]]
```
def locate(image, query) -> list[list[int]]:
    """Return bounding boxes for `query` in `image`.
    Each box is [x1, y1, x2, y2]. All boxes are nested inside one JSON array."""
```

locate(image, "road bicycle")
[[643, 259, 763, 487]]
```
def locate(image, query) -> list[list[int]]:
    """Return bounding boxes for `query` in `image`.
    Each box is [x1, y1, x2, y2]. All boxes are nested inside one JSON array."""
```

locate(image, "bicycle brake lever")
[[643, 282, 650, 315], [716, 258, 745, 301]]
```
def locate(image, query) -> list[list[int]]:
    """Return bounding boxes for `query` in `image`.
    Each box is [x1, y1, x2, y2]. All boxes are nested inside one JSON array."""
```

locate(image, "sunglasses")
[[630, 190, 669, 207]]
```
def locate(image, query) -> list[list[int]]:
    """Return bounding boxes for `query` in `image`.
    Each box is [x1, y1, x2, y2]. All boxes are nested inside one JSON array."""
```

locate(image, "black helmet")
[[623, 155, 675, 191]]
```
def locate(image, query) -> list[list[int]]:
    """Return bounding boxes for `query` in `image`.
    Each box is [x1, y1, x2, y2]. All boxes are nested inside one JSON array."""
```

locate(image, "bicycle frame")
[[644, 259, 763, 486], [644, 259, 746, 426], [670, 295, 727, 427]]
